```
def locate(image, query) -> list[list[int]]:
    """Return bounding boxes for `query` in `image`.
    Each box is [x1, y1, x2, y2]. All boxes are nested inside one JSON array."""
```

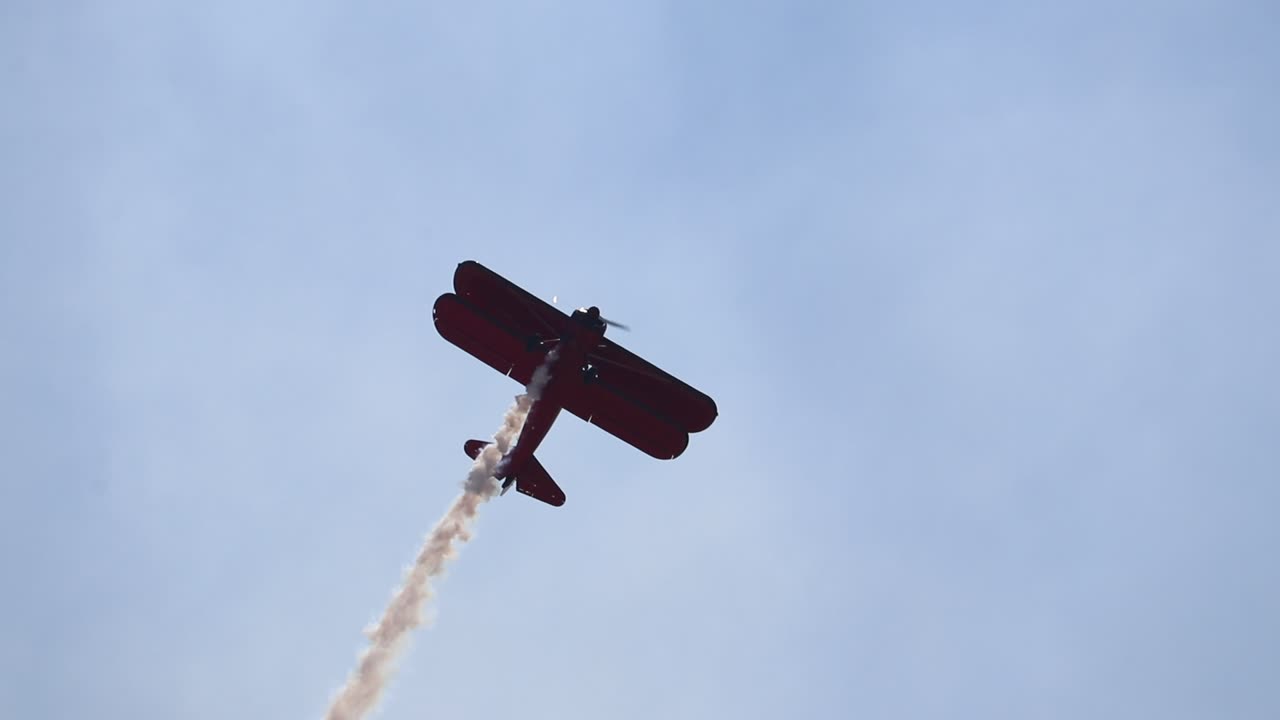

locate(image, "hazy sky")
[[3, 2, 1278, 718]]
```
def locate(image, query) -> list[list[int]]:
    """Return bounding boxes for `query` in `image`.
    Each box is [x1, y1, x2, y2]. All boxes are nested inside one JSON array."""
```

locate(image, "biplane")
[[432, 261, 718, 506]]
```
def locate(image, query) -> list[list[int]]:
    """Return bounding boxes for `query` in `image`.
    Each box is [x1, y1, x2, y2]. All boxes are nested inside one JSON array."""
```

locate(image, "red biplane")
[[432, 261, 718, 507]]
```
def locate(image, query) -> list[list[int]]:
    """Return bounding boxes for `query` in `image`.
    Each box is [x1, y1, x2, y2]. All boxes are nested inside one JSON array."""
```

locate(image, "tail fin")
[[462, 440, 566, 507]]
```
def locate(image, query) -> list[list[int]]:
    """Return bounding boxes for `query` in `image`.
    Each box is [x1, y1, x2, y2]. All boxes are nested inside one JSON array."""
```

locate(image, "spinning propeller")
[[552, 295, 630, 332], [584, 305, 630, 332]]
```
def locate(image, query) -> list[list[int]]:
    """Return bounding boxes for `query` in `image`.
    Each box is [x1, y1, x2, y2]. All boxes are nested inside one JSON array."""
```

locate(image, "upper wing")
[[586, 337, 719, 434], [432, 261, 574, 384], [452, 261, 570, 343]]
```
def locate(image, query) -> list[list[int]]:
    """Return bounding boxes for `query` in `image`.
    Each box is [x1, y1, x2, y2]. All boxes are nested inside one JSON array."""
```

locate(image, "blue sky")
[[3, 2, 1278, 718]]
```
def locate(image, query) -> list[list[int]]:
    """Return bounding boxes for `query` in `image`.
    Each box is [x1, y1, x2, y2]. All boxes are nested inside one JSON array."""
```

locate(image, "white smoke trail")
[[324, 353, 557, 720]]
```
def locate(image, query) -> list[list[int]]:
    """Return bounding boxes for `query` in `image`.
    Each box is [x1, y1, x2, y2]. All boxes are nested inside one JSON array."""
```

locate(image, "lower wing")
[[433, 292, 544, 385], [560, 379, 690, 460]]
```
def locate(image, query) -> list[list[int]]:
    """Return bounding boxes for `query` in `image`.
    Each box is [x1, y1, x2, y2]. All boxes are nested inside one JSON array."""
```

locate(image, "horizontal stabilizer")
[[512, 454, 566, 507], [464, 439, 489, 460], [461, 440, 566, 507]]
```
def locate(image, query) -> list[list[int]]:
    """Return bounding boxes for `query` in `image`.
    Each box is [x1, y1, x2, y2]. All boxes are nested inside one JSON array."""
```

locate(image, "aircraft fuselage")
[[494, 306, 607, 481]]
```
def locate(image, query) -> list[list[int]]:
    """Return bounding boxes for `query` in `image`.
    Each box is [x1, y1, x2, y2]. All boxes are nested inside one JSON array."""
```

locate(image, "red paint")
[[436, 261, 718, 506]]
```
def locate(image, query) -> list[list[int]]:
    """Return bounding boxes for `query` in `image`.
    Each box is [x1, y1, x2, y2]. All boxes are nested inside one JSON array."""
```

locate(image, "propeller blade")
[[602, 317, 630, 331]]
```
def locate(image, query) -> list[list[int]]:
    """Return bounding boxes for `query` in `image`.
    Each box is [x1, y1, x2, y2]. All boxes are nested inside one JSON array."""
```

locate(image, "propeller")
[[601, 316, 630, 332], [573, 304, 631, 332]]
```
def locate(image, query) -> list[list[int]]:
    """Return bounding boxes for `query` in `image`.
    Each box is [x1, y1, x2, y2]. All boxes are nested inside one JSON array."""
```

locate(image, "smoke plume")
[[324, 352, 556, 720]]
